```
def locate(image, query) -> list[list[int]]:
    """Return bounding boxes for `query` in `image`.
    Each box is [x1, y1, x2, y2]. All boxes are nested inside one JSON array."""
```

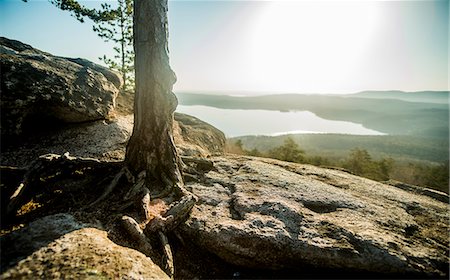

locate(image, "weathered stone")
[[174, 113, 226, 157], [0, 37, 123, 136], [1, 213, 169, 279], [1, 113, 225, 167], [181, 155, 449, 278]]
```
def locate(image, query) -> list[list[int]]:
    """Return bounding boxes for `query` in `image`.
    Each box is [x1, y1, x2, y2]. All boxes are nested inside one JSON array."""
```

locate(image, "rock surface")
[[1, 213, 169, 279], [1, 113, 225, 167], [181, 155, 449, 278], [174, 113, 226, 157], [0, 37, 122, 136]]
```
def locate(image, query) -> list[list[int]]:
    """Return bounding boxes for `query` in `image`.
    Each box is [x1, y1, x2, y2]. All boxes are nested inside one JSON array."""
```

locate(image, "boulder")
[[174, 113, 226, 157], [181, 155, 449, 278], [1, 213, 169, 279], [0, 37, 123, 136]]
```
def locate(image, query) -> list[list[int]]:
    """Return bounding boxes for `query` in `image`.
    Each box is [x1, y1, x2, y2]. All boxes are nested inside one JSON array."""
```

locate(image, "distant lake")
[[176, 105, 385, 137]]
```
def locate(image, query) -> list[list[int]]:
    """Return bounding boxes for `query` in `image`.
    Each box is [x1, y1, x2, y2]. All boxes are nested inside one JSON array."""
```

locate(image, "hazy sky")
[[0, 0, 448, 94]]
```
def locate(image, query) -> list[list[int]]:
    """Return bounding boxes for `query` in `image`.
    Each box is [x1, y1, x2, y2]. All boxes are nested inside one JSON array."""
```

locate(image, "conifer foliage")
[[46, 0, 135, 91]]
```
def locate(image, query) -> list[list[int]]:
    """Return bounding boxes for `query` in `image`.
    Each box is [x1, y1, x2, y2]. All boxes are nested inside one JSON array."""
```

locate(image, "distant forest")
[[233, 134, 449, 164], [230, 134, 449, 194]]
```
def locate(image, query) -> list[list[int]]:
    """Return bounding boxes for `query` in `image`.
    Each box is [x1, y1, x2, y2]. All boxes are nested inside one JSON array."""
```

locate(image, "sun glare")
[[248, 1, 382, 93]]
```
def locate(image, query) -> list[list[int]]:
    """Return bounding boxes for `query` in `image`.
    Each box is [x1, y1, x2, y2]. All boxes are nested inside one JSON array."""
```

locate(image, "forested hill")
[[233, 134, 449, 164], [175, 91, 449, 138], [348, 90, 449, 104]]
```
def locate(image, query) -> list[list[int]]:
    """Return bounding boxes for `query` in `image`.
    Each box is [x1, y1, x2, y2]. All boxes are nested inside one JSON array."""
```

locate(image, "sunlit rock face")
[[182, 155, 449, 278], [0, 214, 169, 279], [0, 37, 122, 136], [173, 113, 226, 157]]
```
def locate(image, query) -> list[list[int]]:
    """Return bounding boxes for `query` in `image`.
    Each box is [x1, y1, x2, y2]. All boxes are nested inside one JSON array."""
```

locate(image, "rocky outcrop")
[[1, 213, 169, 279], [0, 116, 133, 167], [0, 37, 122, 136], [174, 113, 226, 157], [181, 155, 449, 278], [0, 113, 226, 167]]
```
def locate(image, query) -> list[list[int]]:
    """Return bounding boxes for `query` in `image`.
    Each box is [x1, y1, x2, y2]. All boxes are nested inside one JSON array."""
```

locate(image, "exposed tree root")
[[6, 162, 43, 217], [88, 167, 127, 207], [112, 165, 196, 278], [154, 194, 196, 232], [5, 153, 204, 279], [124, 171, 146, 200], [6, 153, 120, 217], [159, 231, 175, 278], [141, 187, 152, 222], [121, 215, 154, 256], [180, 156, 215, 184]]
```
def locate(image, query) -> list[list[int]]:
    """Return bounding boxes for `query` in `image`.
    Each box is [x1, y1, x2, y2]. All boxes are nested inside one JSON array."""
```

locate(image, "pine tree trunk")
[[120, 8, 127, 90], [125, 0, 183, 195]]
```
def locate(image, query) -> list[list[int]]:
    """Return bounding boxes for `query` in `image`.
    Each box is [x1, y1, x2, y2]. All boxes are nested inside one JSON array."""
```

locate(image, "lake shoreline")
[[176, 104, 385, 137]]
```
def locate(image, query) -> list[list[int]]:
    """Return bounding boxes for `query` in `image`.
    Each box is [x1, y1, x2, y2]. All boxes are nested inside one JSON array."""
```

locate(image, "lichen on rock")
[[181, 155, 450, 278], [0, 37, 123, 136], [1, 213, 169, 279]]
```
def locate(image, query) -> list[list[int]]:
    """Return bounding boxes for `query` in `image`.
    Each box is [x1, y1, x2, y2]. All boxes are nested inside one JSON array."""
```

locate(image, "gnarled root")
[[6, 160, 44, 217], [116, 160, 197, 278], [119, 181, 196, 278], [121, 215, 153, 256], [180, 156, 215, 183], [158, 231, 174, 278], [6, 153, 120, 217], [146, 194, 196, 233], [88, 167, 131, 207], [121, 214, 176, 279], [141, 187, 152, 222]]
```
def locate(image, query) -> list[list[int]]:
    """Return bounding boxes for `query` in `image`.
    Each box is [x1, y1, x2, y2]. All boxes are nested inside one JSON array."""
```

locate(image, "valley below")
[[175, 91, 449, 194]]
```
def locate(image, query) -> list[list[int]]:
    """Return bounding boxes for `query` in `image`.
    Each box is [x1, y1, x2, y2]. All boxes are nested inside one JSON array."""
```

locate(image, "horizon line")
[[173, 89, 450, 95]]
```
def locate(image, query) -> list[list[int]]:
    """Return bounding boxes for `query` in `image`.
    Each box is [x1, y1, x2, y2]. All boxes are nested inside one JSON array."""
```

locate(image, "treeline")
[[227, 137, 449, 194], [232, 134, 449, 164]]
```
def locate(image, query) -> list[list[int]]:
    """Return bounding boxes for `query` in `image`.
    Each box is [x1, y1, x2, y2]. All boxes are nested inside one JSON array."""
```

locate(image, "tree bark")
[[126, 0, 183, 196]]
